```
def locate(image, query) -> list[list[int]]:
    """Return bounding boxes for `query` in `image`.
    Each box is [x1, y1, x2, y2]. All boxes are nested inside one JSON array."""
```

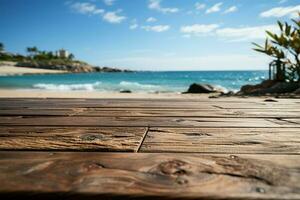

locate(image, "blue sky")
[[0, 0, 299, 70]]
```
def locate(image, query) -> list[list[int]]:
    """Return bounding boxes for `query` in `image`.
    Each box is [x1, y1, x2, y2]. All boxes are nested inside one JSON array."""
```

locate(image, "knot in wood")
[[255, 187, 266, 193], [82, 162, 105, 172], [158, 160, 189, 176], [229, 155, 238, 160], [80, 134, 103, 141], [175, 119, 185, 123], [176, 177, 188, 185]]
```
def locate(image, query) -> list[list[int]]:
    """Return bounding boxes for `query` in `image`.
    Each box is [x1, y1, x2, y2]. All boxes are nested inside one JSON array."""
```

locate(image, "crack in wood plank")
[[136, 127, 149, 153]]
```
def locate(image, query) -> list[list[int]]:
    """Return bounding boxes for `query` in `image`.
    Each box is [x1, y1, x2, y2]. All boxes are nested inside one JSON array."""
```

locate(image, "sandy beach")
[[0, 62, 67, 76], [0, 89, 210, 99]]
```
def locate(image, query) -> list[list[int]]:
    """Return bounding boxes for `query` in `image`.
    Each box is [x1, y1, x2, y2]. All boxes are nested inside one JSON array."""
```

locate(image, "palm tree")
[[32, 46, 38, 54], [253, 39, 286, 81], [68, 53, 75, 60], [0, 42, 4, 52], [26, 47, 33, 57], [26, 46, 39, 58], [253, 13, 300, 82]]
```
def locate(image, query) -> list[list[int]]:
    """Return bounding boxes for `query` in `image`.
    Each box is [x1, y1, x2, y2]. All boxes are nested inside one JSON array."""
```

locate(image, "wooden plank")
[[0, 97, 275, 103], [0, 127, 147, 152], [0, 116, 298, 127], [214, 102, 299, 109], [1, 97, 299, 111], [282, 119, 300, 125], [140, 128, 300, 154], [63, 108, 300, 118], [0, 108, 75, 116], [0, 97, 298, 104], [43, 108, 300, 118], [0, 98, 298, 106], [0, 99, 274, 109], [0, 152, 299, 199], [0, 103, 297, 110], [1, 108, 300, 118]]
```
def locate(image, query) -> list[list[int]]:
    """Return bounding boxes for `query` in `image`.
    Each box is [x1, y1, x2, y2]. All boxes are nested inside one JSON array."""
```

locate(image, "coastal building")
[[56, 49, 69, 58]]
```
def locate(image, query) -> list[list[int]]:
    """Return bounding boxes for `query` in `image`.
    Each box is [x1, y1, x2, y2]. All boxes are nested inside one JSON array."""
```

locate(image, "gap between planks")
[[136, 126, 149, 153]]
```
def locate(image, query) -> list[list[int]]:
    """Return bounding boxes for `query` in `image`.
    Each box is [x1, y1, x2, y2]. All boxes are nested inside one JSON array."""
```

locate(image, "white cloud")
[[103, 0, 115, 6], [142, 25, 170, 32], [129, 19, 138, 30], [216, 25, 278, 41], [206, 2, 223, 14], [101, 54, 271, 71], [180, 24, 220, 36], [146, 17, 157, 22], [279, 0, 288, 4], [70, 2, 127, 24], [180, 24, 279, 41], [103, 10, 126, 23], [260, 5, 300, 18], [224, 6, 238, 14], [195, 3, 206, 10], [130, 24, 138, 30], [71, 2, 104, 15], [148, 0, 179, 14]]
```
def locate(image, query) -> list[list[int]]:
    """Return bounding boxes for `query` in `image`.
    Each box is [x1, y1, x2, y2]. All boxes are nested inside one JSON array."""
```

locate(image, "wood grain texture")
[[0, 127, 147, 152], [1, 108, 300, 118], [0, 98, 299, 199], [140, 128, 300, 154], [1, 98, 298, 109], [1, 116, 299, 127], [0, 152, 299, 199]]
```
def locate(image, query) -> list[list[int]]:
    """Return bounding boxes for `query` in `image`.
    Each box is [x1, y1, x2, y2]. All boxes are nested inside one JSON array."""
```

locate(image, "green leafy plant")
[[68, 53, 75, 60], [253, 13, 300, 82], [26, 46, 39, 58], [0, 42, 4, 52]]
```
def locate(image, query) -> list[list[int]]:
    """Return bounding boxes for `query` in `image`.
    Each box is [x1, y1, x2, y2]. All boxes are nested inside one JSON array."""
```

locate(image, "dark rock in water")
[[219, 91, 236, 97], [264, 82, 300, 94], [239, 80, 277, 95], [184, 83, 224, 94], [120, 90, 132, 93], [294, 88, 300, 94], [239, 80, 300, 95]]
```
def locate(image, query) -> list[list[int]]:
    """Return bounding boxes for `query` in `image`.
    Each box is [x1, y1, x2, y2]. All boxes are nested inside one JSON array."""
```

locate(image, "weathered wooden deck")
[[0, 97, 299, 199]]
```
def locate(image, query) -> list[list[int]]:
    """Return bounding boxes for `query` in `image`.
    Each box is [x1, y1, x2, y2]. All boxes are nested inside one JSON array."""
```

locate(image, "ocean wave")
[[248, 76, 266, 81], [214, 85, 230, 93], [119, 81, 163, 90], [33, 82, 102, 91]]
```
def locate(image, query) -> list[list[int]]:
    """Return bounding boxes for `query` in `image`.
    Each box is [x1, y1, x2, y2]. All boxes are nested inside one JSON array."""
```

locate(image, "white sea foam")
[[248, 76, 266, 81], [33, 82, 102, 91], [119, 81, 163, 90], [214, 85, 229, 93]]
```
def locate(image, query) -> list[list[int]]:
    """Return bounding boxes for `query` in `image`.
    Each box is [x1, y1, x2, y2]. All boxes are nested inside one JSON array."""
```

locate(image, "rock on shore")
[[16, 60, 132, 73], [238, 80, 300, 95], [184, 83, 225, 94]]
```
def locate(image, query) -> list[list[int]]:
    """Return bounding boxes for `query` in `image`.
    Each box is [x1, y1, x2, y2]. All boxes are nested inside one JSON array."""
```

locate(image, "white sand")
[[0, 89, 211, 99], [0, 66, 67, 76]]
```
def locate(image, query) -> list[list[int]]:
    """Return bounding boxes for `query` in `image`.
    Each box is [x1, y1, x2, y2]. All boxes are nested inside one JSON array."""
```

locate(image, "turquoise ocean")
[[0, 71, 268, 93]]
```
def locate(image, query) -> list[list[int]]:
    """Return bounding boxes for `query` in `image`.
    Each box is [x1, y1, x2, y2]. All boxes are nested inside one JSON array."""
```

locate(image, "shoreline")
[[0, 89, 210, 99], [0, 65, 67, 76], [0, 89, 298, 99]]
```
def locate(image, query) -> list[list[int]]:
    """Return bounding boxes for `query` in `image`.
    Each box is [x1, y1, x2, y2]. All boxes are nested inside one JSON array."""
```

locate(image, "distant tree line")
[[26, 46, 74, 60], [0, 42, 4, 52], [253, 13, 300, 82], [0, 43, 75, 62]]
